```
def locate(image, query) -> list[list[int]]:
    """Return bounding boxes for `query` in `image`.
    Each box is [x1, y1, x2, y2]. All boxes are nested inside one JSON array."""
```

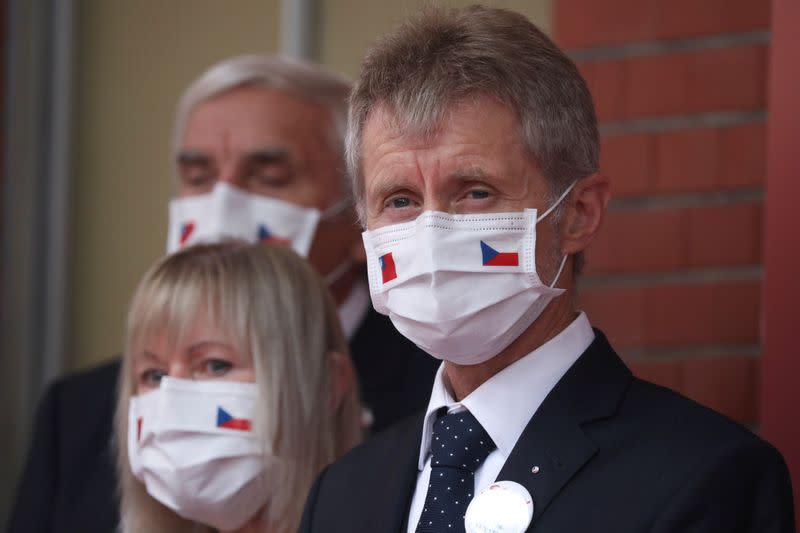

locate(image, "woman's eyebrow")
[[137, 350, 162, 364], [185, 340, 236, 355]]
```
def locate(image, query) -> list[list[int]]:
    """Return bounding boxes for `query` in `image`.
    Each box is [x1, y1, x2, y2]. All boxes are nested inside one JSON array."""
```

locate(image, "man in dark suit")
[[299, 6, 795, 532], [7, 56, 437, 533]]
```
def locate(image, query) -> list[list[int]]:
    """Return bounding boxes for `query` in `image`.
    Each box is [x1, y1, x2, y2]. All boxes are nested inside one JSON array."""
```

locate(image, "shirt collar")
[[338, 280, 371, 340], [417, 312, 595, 470]]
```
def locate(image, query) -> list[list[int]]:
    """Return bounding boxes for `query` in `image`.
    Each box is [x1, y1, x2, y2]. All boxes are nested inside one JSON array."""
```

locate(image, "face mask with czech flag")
[[128, 377, 277, 531], [166, 181, 347, 256], [360, 183, 575, 366]]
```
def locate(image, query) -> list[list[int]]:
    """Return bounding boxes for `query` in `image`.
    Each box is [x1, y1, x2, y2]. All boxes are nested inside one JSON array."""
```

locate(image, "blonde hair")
[[115, 242, 362, 533]]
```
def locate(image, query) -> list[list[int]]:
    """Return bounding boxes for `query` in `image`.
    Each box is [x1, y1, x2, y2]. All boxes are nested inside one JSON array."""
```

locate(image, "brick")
[[687, 44, 768, 114], [654, 0, 771, 41], [619, 45, 768, 119], [626, 355, 759, 424], [685, 203, 762, 267], [719, 122, 766, 189], [682, 355, 759, 424], [653, 127, 720, 193], [601, 133, 654, 196], [555, 0, 656, 49], [578, 286, 645, 349], [709, 282, 761, 344], [578, 60, 626, 122], [581, 281, 761, 349], [555, 0, 770, 48], [623, 53, 690, 118], [587, 202, 763, 274], [586, 209, 685, 274]]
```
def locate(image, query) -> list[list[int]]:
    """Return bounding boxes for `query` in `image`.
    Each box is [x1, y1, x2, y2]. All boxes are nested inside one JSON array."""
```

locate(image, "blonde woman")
[[115, 242, 362, 533]]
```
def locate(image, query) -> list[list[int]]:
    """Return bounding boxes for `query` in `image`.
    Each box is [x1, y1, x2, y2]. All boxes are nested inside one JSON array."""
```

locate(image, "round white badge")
[[464, 480, 534, 533]]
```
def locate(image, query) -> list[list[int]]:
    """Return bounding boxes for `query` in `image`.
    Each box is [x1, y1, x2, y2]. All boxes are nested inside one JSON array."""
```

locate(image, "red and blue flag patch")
[[480, 240, 519, 266], [379, 252, 397, 283], [216, 407, 252, 431], [179, 222, 195, 246], [257, 224, 289, 245]]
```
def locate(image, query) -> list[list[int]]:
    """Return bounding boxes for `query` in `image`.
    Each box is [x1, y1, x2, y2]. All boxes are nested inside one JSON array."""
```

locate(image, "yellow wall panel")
[[69, 1, 279, 368]]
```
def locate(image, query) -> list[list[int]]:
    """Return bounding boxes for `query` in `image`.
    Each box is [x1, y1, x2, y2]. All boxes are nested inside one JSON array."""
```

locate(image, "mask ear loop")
[[536, 180, 578, 223], [321, 197, 353, 220], [549, 254, 569, 289], [535, 181, 578, 288], [324, 258, 354, 286]]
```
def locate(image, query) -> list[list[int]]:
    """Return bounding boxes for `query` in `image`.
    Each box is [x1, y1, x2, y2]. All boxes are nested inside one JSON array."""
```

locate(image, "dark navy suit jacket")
[[300, 331, 795, 533]]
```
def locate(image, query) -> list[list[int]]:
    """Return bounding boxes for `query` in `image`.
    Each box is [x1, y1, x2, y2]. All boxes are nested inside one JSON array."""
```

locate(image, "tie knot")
[[429, 410, 495, 471]]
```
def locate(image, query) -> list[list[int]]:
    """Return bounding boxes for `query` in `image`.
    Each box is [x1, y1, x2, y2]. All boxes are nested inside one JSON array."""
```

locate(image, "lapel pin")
[[531, 466, 540, 474], [465, 480, 534, 533]]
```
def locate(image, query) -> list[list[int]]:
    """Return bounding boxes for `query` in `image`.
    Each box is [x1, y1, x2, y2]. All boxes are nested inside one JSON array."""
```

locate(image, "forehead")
[[361, 97, 527, 183], [181, 85, 334, 153]]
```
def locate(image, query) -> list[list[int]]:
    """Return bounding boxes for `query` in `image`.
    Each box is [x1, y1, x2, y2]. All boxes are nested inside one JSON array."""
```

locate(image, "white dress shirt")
[[405, 312, 595, 532]]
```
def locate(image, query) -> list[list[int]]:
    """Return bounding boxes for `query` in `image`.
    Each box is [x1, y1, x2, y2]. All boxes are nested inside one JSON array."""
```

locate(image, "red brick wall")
[[554, 0, 770, 426]]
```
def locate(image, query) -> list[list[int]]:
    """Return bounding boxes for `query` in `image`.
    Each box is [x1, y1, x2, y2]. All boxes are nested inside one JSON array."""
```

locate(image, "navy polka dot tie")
[[415, 410, 496, 533]]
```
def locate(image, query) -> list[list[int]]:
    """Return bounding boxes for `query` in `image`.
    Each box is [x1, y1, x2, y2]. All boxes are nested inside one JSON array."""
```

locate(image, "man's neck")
[[444, 295, 576, 401]]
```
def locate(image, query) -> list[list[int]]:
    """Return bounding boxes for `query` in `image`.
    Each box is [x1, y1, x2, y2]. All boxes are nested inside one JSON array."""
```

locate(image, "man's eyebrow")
[[243, 147, 289, 165], [448, 167, 492, 181], [367, 174, 409, 202], [176, 150, 211, 166]]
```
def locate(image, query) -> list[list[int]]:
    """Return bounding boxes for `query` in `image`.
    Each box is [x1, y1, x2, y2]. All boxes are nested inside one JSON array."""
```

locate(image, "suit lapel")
[[495, 331, 632, 530], [362, 414, 425, 532]]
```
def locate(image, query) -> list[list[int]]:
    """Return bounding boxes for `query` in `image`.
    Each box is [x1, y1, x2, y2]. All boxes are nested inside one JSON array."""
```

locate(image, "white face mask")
[[128, 377, 277, 531], [166, 181, 349, 258], [361, 183, 575, 366]]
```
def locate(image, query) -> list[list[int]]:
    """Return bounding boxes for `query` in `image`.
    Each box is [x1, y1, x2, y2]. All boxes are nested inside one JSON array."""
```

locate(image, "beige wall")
[[68, 1, 552, 369], [69, 1, 280, 368], [321, 0, 552, 77]]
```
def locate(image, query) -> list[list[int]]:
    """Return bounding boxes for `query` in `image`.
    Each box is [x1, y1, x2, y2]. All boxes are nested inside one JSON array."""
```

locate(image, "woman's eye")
[[140, 369, 166, 386], [204, 359, 233, 376]]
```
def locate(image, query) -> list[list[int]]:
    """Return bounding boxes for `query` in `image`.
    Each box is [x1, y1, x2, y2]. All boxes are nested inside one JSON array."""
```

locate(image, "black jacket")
[[7, 308, 438, 533], [299, 331, 795, 532]]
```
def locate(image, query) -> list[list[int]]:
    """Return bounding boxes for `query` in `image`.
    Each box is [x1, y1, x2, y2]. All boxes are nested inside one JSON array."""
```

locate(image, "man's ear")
[[327, 351, 355, 411], [561, 173, 611, 255]]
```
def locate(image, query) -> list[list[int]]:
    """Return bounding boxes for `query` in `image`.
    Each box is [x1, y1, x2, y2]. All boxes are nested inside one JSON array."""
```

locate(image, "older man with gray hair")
[[9, 55, 437, 533], [299, 6, 794, 533]]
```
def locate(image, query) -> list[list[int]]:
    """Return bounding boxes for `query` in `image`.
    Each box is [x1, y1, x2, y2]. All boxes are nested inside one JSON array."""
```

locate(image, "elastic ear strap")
[[550, 254, 569, 289], [324, 258, 354, 286], [537, 180, 578, 223], [321, 197, 353, 219]]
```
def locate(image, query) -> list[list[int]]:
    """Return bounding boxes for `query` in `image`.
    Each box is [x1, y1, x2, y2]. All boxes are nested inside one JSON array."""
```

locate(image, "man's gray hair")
[[173, 54, 352, 169], [347, 5, 599, 221]]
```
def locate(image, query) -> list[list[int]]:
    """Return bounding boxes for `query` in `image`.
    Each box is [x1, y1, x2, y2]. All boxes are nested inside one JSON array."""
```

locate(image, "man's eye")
[[181, 173, 215, 190], [466, 189, 491, 200], [389, 197, 412, 209], [250, 173, 290, 189], [204, 359, 233, 376]]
